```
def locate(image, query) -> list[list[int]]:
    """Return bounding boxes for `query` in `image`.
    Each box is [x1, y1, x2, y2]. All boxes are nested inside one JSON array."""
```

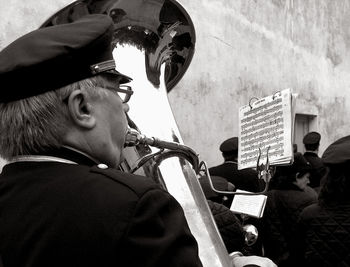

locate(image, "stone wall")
[[1, 0, 350, 169], [169, 0, 350, 166]]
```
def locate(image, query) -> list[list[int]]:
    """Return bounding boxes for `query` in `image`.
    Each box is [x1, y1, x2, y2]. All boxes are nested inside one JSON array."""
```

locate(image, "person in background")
[[207, 199, 245, 254], [302, 131, 327, 192], [298, 135, 350, 267], [293, 143, 298, 153], [209, 137, 262, 193], [208, 137, 266, 257], [198, 175, 244, 253], [199, 175, 265, 258], [261, 152, 318, 267], [0, 15, 202, 267], [199, 175, 235, 208]]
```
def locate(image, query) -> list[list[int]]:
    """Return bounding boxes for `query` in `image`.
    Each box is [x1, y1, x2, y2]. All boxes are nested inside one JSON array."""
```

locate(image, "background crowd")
[[202, 131, 350, 267]]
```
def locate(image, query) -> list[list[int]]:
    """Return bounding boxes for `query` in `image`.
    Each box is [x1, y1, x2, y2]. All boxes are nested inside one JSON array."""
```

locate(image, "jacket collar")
[[304, 151, 318, 157], [9, 146, 99, 167], [43, 146, 100, 166]]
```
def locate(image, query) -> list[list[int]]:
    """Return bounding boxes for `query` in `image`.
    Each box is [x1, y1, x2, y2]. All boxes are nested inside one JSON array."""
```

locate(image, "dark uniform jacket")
[[299, 200, 350, 267], [261, 184, 317, 267], [0, 149, 202, 267], [209, 162, 261, 192], [207, 200, 244, 253], [303, 152, 326, 188]]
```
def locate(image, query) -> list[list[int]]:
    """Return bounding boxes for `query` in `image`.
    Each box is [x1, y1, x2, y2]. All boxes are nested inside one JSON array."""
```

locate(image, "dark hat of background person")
[[322, 135, 350, 165], [199, 176, 231, 200], [275, 152, 312, 178], [303, 131, 321, 145], [220, 137, 238, 153], [0, 14, 132, 103]]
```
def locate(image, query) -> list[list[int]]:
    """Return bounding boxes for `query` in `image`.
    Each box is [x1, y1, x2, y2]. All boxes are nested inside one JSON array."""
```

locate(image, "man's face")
[[294, 172, 311, 191], [92, 76, 130, 167]]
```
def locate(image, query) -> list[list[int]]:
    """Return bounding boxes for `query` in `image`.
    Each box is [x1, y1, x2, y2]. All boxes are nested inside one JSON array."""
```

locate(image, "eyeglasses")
[[61, 84, 134, 104], [115, 85, 134, 103]]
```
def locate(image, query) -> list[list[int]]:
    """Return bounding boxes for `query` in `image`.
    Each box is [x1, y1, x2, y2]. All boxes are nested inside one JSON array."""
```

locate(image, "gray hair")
[[0, 76, 107, 160]]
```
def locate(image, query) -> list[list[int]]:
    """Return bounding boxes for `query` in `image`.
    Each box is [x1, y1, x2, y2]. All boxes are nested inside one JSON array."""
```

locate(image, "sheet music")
[[238, 88, 295, 170], [230, 190, 267, 218]]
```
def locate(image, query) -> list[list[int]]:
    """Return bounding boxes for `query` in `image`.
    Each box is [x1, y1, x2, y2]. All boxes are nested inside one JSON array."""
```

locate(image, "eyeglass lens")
[[117, 85, 133, 103]]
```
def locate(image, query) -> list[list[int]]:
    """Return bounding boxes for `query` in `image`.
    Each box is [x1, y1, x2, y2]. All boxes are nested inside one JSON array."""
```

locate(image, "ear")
[[66, 90, 96, 129]]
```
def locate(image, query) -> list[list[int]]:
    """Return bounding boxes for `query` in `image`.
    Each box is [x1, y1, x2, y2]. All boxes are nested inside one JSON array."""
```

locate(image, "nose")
[[123, 102, 130, 113]]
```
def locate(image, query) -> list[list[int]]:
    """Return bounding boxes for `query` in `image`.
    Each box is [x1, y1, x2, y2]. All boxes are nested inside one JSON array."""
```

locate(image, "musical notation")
[[238, 88, 296, 170], [230, 190, 267, 218]]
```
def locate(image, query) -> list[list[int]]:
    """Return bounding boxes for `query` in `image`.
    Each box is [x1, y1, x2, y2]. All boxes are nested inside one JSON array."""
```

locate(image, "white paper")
[[238, 88, 295, 170], [230, 190, 267, 218]]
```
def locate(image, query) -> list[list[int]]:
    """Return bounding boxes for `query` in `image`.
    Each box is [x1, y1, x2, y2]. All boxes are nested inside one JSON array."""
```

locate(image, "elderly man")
[[0, 14, 202, 267]]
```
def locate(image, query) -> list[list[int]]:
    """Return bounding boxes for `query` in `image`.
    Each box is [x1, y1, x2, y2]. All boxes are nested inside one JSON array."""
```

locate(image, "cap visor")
[[105, 69, 133, 84]]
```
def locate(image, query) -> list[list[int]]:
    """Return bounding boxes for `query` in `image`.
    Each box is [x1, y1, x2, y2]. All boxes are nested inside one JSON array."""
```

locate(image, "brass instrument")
[[41, 0, 232, 266]]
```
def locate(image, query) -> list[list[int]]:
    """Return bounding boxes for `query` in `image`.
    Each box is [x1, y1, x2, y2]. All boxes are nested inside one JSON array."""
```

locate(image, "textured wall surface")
[[1, 0, 350, 169], [0, 0, 73, 48], [169, 0, 350, 166]]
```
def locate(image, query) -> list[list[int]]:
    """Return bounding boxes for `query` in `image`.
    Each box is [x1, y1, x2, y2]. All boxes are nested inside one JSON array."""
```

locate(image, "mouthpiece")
[[124, 129, 157, 148], [124, 128, 200, 174], [124, 129, 198, 154], [124, 129, 145, 147]]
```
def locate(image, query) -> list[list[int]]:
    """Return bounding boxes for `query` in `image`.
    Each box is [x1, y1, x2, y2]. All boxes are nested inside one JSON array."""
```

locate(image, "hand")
[[230, 255, 277, 267]]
